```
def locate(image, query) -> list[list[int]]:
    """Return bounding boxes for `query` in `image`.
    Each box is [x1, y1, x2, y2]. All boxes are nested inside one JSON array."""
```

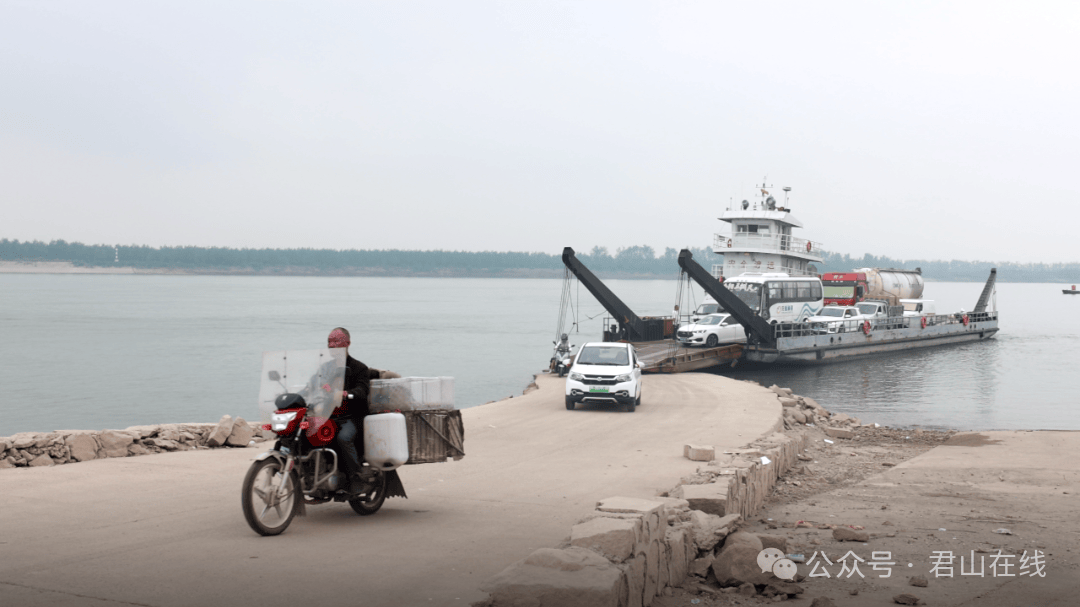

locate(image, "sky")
[[3, 1, 1079, 264]]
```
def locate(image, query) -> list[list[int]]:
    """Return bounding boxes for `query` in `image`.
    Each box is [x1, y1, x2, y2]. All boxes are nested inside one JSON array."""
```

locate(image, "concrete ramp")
[[0, 373, 780, 607]]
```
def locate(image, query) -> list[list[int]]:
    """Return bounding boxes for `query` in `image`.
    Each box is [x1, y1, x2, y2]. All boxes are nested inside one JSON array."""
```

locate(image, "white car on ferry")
[[677, 313, 746, 347], [722, 273, 824, 324], [807, 305, 867, 333], [563, 342, 643, 413]]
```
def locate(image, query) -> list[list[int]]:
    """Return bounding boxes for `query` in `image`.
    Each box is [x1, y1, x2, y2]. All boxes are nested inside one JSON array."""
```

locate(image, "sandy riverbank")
[[659, 425, 1080, 606], [0, 260, 141, 274]]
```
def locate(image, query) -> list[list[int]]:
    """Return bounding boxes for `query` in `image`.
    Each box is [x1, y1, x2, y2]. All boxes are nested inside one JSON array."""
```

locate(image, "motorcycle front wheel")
[[348, 469, 388, 516], [242, 458, 300, 536]]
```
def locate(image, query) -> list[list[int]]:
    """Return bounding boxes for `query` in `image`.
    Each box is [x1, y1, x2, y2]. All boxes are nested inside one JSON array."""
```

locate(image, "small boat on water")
[[1065, 285, 1079, 294]]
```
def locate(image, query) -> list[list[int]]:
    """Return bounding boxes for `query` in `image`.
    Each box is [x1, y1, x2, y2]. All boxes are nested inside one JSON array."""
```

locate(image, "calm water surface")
[[1, 274, 1075, 434]]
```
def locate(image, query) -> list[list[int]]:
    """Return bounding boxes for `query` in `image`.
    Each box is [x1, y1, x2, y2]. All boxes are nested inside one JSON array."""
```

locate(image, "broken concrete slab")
[[480, 547, 627, 607]]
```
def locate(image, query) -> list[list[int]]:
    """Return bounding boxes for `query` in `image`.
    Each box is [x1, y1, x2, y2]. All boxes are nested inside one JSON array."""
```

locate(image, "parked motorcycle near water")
[[242, 348, 406, 536]]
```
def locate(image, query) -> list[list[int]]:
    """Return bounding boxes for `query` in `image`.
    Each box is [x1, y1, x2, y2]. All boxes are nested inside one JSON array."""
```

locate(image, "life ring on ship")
[[727, 239, 733, 248], [920, 316, 927, 329], [862, 320, 871, 335], [806, 241, 812, 252], [962, 314, 970, 327]]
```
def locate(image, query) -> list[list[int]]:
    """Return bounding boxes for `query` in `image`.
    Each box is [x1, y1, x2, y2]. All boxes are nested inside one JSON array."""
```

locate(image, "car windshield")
[[577, 346, 630, 366], [857, 303, 878, 315], [818, 308, 845, 318], [695, 303, 722, 315], [697, 315, 726, 326]]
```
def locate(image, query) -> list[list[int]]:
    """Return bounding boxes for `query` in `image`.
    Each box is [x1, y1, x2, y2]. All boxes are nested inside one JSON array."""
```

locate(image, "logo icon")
[[757, 548, 798, 580]]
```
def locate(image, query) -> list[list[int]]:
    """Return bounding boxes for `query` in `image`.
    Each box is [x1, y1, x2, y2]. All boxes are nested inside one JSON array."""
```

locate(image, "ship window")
[[737, 224, 748, 233], [748, 225, 758, 233]]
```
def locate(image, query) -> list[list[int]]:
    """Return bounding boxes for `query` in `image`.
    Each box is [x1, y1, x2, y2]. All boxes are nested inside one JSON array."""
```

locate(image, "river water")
[[1, 274, 1076, 435]]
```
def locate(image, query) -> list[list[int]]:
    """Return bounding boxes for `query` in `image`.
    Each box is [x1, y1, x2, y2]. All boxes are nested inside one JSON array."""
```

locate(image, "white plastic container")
[[369, 377, 455, 412], [437, 376, 455, 407], [363, 412, 409, 470]]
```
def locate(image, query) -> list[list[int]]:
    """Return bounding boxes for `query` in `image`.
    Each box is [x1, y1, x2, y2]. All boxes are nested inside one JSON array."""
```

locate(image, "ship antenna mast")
[[756, 176, 773, 210]]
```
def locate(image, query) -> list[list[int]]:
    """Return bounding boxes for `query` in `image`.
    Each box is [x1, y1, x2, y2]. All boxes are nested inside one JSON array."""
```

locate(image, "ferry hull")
[[744, 319, 999, 364]]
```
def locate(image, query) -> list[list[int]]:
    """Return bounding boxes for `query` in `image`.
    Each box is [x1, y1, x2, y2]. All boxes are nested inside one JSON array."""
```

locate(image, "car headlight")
[[694, 330, 705, 334], [569, 372, 584, 381], [615, 374, 631, 383]]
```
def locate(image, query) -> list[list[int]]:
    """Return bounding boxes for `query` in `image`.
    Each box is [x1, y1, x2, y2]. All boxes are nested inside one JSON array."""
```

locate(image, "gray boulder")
[[99, 431, 134, 458], [66, 434, 98, 462], [206, 415, 233, 447], [711, 531, 772, 587], [28, 453, 55, 467], [226, 417, 255, 447]]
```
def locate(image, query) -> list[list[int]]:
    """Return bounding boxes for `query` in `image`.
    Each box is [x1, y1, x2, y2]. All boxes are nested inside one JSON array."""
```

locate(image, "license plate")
[[589, 388, 609, 393]]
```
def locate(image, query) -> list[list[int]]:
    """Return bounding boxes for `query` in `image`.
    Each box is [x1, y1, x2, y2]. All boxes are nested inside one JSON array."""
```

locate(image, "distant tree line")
[[1, 238, 1076, 282]]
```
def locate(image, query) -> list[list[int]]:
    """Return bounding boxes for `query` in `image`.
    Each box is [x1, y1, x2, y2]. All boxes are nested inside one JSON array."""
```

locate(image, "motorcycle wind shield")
[[258, 349, 347, 437]]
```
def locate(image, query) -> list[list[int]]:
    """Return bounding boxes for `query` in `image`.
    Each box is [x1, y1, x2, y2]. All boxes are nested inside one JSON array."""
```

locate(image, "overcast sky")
[[3, 1, 1078, 263]]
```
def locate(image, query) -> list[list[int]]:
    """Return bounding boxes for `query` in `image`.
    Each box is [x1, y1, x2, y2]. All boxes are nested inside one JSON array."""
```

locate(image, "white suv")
[[563, 342, 643, 412]]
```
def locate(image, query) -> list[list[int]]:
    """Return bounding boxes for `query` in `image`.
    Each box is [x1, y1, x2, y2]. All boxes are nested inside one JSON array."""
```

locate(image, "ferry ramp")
[[634, 340, 744, 373], [0, 373, 781, 607]]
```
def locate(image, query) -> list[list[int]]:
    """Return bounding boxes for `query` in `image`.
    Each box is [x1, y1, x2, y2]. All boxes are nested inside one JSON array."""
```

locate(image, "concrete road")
[[0, 373, 781, 607]]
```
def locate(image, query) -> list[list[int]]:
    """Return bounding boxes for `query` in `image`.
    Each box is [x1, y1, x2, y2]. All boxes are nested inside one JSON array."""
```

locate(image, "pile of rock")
[[476, 497, 807, 607], [694, 528, 806, 599], [0, 415, 264, 469], [478, 496, 694, 607], [769, 384, 871, 439]]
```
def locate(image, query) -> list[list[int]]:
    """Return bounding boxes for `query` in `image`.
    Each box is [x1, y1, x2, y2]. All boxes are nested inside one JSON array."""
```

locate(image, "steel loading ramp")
[[634, 341, 744, 373], [561, 247, 673, 342], [676, 249, 776, 348]]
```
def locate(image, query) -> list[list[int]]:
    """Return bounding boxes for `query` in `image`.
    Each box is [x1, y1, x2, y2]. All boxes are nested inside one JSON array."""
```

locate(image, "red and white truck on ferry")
[[821, 268, 924, 306]]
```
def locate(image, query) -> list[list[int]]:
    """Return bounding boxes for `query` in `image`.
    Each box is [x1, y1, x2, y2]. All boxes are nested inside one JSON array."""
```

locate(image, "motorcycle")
[[242, 348, 405, 536], [551, 336, 574, 377]]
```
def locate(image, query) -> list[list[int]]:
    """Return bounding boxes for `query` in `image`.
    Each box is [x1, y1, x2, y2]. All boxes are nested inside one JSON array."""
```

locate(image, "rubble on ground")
[[0, 415, 267, 468]]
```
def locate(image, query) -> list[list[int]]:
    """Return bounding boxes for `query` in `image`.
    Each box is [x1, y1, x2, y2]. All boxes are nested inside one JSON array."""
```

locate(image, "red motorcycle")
[[242, 348, 405, 536]]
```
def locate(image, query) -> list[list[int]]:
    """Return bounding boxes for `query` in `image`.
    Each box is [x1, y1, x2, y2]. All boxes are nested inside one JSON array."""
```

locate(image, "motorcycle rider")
[[327, 327, 399, 489], [552, 333, 572, 375]]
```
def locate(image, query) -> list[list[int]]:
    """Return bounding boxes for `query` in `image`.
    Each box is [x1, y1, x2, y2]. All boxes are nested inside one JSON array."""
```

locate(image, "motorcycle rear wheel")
[[242, 458, 300, 536], [348, 469, 388, 516]]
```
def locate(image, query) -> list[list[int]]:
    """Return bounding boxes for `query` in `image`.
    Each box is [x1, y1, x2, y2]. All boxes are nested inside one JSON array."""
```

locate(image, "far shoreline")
[[0, 260, 1021, 282], [0, 260, 676, 280]]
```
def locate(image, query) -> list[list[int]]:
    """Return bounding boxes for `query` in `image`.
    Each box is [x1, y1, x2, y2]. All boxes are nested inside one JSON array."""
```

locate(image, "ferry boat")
[[676, 182, 999, 365]]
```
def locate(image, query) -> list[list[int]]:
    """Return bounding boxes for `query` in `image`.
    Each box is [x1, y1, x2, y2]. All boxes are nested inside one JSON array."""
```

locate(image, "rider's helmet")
[[560, 333, 568, 342]]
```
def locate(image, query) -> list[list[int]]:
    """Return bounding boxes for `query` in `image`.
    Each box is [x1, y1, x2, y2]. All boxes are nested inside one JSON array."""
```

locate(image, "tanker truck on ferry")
[[821, 268, 924, 307]]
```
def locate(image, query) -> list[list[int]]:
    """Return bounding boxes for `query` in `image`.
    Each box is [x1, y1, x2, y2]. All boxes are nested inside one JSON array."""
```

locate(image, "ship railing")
[[771, 311, 999, 339], [713, 233, 824, 256], [712, 264, 819, 279]]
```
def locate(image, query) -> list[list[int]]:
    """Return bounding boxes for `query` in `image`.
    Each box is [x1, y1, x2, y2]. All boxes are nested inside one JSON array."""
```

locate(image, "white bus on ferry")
[[722, 273, 824, 324]]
